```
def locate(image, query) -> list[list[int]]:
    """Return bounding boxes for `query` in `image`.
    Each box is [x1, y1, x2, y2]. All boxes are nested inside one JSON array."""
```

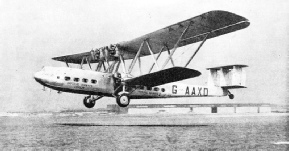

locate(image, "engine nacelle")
[[90, 44, 120, 61]]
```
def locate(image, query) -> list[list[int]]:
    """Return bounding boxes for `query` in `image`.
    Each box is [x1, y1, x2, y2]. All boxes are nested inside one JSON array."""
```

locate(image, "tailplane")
[[207, 64, 248, 89]]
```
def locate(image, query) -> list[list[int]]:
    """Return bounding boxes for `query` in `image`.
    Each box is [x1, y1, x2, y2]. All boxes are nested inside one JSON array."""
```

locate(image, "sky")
[[0, 0, 288, 112]]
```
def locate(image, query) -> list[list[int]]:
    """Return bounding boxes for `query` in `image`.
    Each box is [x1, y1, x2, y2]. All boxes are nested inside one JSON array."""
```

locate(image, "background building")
[[107, 103, 271, 114]]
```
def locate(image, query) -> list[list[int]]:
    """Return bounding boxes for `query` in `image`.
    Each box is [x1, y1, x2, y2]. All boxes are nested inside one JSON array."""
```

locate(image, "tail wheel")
[[227, 90, 234, 99], [83, 96, 95, 108], [116, 94, 130, 107], [229, 94, 234, 99]]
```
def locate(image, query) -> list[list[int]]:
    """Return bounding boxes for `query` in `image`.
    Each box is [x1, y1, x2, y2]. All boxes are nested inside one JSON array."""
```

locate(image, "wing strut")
[[80, 57, 85, 69], [65, 61, 70, 67], [113, 60, 121, 73], [148, 46, 165, 73], [161, 21, 192, 69], [79, 57, 92, 70], [128, 41, 144, 74], [102, 61, 106, 71], [146, 40, 160, 70], [96, 60, 103, 71], [165, 45, 175, 67], [107, 60, 116, 73], [184, 33, 210, 67], [126, 39, 165, 75], [86, 57, 92, 70], [137, 57, 142, 75], [126, 37, 179, 75], [120, 55, 128, 75]]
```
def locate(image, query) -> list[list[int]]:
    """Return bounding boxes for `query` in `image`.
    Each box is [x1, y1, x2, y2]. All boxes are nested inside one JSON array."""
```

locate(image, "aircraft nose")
[[34, 71, 42, 83]]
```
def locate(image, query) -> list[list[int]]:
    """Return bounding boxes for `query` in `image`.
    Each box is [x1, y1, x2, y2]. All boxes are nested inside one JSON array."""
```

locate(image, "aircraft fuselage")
[[34, 66, 227, 99]]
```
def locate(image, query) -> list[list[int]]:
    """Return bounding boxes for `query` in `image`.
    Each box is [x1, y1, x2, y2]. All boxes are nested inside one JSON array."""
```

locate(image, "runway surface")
[[0, 113, 288, 150]]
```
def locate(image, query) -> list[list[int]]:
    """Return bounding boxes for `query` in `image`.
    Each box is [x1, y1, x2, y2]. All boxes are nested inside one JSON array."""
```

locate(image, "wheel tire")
[[116, 94, 130, 107], [83, 97, 95, 108], [229, 94, 234, 99]]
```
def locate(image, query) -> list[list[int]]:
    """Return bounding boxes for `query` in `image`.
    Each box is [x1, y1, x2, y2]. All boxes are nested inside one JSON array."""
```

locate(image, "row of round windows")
[[59, 76, 97, 84], [137, 86, 165, 92], [152, 87, 166, 92]]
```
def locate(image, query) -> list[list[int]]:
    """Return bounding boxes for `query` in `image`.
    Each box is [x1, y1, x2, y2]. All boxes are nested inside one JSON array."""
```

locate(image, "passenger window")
[[82, 78, 88, 83], [74, 78, 79, 82], [153, 87, 159, 91], [64, 76, 70, 81], [161, 88, 165, 92], [147, 87, 152, 91], [91, 79, 97, 84], [57, 76, 60, 79]]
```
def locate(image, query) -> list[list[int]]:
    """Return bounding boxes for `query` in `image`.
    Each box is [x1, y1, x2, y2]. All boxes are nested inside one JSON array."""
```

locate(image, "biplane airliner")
[[34, 11, 250, 108]]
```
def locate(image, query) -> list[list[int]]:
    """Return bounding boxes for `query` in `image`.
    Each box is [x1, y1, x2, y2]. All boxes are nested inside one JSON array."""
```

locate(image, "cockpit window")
[[91, 79, 97, 84], [82, 78, 88, 83], [74, 78, 79, 82], [64, 76, 70, 81]]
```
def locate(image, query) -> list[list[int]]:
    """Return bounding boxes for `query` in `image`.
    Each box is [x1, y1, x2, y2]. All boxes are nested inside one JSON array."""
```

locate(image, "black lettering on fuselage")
[[204, 88, 208, 96], [198, 87, 202, 96], [75, 86, 85, 89], [67, 82, 79, 86], [172, 85, 177, 94], [191, 87, 195, 95], [185, 86, 189, 95]]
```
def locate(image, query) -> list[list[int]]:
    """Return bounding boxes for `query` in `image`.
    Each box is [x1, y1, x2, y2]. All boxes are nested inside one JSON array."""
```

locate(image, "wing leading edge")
[[124, 67, 201, 87]]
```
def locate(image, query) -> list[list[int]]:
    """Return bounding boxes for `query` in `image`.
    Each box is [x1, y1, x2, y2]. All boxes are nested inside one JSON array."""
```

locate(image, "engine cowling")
[[90, 44, 120, 61]]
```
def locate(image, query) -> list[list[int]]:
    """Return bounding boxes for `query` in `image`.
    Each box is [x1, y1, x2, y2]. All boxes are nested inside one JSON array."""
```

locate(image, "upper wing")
[[53, 52, 97, 64], [118, 10, 249, 56], [53, 10, 249, 64], [124, 67, 201, 87]]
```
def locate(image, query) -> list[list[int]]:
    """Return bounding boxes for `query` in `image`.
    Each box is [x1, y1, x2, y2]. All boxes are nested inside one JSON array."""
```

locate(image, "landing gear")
[[83, 95, 103, 108], [229, 94, 234, 99], [228, 91, 234, 99], [83, 96, 95, 108], [116, 94, 130, 107], [114, 83, 131, 107]]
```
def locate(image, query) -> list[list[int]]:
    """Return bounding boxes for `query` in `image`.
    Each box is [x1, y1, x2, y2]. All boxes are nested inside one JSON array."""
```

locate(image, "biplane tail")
[[207, 65, 248, 89]]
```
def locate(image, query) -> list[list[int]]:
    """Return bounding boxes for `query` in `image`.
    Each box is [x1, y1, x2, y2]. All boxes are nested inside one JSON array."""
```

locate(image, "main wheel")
[[116, 94, 130, 107], [229, 94, 234, 99], [83, 96, 95, 108]]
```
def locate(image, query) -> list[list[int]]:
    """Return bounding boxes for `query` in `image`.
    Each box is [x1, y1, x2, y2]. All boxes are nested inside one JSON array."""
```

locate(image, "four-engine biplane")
[[34, 10, 250, 108]]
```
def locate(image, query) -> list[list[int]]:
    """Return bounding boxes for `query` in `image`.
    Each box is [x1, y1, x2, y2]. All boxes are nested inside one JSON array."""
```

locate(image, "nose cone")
[[34, 72, 42, 83]]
